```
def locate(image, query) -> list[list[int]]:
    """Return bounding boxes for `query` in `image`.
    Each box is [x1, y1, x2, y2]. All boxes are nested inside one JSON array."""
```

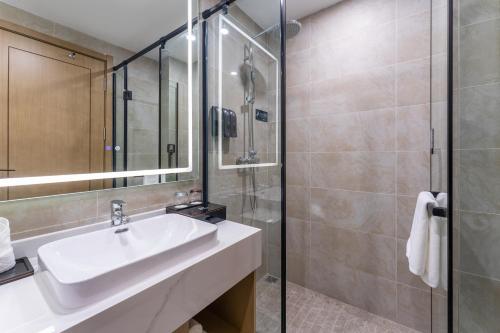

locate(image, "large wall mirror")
[[0, 0, 198, 200]]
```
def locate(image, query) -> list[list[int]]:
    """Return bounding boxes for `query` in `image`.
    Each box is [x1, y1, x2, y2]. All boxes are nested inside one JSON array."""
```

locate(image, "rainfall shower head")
[[285, 20, 302, 39]]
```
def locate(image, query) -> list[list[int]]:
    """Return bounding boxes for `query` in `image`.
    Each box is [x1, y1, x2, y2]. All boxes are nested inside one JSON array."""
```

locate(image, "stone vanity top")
[[0, 211, 262, 333]]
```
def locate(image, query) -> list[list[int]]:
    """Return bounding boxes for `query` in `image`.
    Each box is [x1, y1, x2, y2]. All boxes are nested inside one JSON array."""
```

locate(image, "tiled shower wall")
[[286, 0, 434, 331], [0, 3, 199, 239], [454, 0, 500, 331]]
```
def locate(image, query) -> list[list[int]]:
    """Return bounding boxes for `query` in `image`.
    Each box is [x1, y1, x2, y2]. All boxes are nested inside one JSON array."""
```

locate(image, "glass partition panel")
[[453, 0, 500, 331], [205, 1, 283, 331], [431, 0, 450, 331]]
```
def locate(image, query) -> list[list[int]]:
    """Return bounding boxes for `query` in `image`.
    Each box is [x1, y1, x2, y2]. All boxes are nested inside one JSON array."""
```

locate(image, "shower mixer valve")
[[236, 150, 260, 165]]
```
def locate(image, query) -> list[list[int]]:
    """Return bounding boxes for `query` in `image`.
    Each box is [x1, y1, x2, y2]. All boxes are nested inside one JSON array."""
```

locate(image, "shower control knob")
[[114, 146, 121, 151]]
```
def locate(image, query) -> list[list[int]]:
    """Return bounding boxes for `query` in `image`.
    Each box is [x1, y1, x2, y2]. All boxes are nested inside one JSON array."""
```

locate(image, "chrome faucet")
[[111, 200, 129, 227]]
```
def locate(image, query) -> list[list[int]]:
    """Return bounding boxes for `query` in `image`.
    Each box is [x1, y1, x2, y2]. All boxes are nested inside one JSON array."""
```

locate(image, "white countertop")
[[0, 215, 261, 333]]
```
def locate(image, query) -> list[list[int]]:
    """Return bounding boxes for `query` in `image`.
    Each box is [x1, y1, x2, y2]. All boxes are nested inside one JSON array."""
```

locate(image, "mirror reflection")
[[0, 0, 198, 200]]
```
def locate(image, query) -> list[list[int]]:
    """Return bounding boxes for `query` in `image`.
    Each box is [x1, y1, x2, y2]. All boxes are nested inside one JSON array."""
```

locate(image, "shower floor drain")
[[264, 275, 279, 284]]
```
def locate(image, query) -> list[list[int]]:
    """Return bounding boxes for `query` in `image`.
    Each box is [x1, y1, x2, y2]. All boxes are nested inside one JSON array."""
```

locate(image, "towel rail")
[[428, 191, 448, 217]]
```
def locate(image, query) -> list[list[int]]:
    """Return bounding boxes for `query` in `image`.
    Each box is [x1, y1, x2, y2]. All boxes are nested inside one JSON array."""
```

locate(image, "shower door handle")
[[427, 202, 448, 218]]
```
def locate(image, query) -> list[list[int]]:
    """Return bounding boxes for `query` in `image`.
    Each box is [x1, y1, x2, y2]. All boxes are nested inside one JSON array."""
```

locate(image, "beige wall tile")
[[460, 19, 500, 88], [286, 186, 309, 220], [311, 66, 395, 115], [431, 5, 448, 56], [309, 43, 344, 82], [397, 58, 431, 106], [287, 254, 307, 286], [286, 49, 311, 87], [286, 118, 309, 153], [286, 84, 311, 120], [397, 151, 430, 196], [310, 188, 395, 237], [459, 149, 500, 214], [310, 223, 396, 280], [96, 181, 196, 218], [460, 211, 500, 280], [310, 0, 395, 46], [396, 195, 417, 239], [340, 21, 396, 76], [397, 0, 431, 18], [1, 192, 98, 238], [397, 11, 431, 62], [397, 104, 430, 151], [459, 272, 500, 332], [311, 152, 396, 193], [286, 153, 310, 187], [310, 108, 395, 152], [460, 83, 500, 149], [432, 293, 448, 333], [307, 256, 398, 320], [396, 283, 431, 332], [460, 0, 500, 26]]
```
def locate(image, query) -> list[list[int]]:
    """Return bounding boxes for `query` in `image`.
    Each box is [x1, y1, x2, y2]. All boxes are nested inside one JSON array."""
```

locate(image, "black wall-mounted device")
[[256, 109, 268, 122]]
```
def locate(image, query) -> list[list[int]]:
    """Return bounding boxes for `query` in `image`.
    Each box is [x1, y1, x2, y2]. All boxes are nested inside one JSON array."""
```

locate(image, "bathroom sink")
[[37, 214, 218, 309]]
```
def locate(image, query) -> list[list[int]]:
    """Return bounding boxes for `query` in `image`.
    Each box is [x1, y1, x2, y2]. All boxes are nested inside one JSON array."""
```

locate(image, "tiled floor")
[[256, 275, 420, 333]]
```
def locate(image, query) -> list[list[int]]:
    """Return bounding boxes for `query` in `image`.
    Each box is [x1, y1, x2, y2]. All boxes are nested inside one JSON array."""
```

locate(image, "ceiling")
[[1, 0, 340, 56], [0, 0, 191, 54], [237, 0, 342, 29]]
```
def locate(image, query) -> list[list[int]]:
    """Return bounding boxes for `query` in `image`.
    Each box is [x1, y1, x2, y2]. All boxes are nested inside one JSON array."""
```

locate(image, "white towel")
[[406, 192, 436, 276], [0, 217, 15, 273], [421, 209, 441, 288], [188, 319, 203, 333]]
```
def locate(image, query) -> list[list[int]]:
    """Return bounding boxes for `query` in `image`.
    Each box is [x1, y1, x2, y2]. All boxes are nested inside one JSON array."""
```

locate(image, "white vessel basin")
[[37, 213, 218, 310]]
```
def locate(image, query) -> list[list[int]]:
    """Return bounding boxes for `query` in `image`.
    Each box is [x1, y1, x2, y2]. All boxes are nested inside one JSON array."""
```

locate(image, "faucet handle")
[[111, 199, 126, 208], [111, 200, 127, 227]]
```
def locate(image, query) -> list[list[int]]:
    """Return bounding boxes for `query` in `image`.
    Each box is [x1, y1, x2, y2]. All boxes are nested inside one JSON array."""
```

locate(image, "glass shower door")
[[204, 1, 283, 332]]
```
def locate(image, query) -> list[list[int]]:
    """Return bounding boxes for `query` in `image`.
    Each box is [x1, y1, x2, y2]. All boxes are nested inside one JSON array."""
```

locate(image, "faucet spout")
[[111, 200, 129, 226]]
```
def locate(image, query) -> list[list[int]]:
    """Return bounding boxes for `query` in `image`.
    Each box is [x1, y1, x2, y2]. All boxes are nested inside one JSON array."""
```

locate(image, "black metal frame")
[[202, 20, 209, 207], [158, 43, 165, 183], [112, 72, 117, 188], [447, 0, 454, 331], [113, 24, 193, 72], [123, 65, 129, 187], [280, 0, 287, 330], [175, 82, 180, 181]]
